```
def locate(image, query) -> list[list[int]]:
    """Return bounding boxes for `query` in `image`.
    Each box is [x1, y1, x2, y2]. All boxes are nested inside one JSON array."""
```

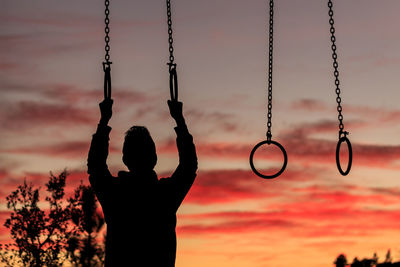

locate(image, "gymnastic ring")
[[103, 62, 112, 99], [169, 66, 178, 101], [336, 136, 352, 176], [249, 140, 288, 179]]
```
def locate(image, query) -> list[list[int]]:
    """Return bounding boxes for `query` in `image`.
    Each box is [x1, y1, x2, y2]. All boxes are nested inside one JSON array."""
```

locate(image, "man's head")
[[122, 126, 157, 172]]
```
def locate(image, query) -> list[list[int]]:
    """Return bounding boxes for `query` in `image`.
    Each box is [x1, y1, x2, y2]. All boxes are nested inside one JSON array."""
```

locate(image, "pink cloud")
[[40, 84, 153, 106], [2, 141, 119, 159], [0, 63, 19, 71], [291, 99, 329, 112], [290, 98, 400, 124], [373, 56, 400, 67], [0, 169, 91, 201], [160, 130, 400, 170], [155, 108, 240, 134], [0, 101, 95, 130]]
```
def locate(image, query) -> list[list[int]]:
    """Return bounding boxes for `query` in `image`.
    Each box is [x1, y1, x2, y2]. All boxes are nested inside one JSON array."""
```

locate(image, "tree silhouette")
[[373, 252, 379, 264], [0, 171, 71, 266], [385, 250, 393, 263], [336, 250, 400, 267], [351, 257, 362, 267], [0, 171, 105, 267], [335, 254, 348, 267], [67, 183, 105, 266]]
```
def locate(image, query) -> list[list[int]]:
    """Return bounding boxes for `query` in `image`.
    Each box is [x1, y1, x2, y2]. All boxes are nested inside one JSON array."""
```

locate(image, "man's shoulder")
[[117, 170, 130, 179], [158, 177, 170, 182], [158, 177, 175, 187]]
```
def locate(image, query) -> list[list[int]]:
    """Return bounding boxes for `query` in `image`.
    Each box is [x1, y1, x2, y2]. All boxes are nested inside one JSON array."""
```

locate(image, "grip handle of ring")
[[168, 64, 178, 102], [103, 62, 112, 99]]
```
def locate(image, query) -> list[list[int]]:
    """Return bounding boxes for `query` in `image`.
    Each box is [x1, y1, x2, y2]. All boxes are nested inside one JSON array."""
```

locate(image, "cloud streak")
[[0, 101, 95, 130], [178, 184, 400, 238]]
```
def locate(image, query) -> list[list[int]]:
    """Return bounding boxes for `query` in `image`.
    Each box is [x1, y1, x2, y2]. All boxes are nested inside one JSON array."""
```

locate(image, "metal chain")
[[103, 0, 112, 99], [166, 0, 175, 65], [328, 0, 347, 138], [166, 0, 179, 101], [266, 0, 274, 142], [104, 0, 111, 64]]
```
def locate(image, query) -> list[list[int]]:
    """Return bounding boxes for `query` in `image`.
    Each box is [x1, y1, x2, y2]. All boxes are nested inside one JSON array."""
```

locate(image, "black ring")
[[169, 67, 178, 101], [336, 136, 352, 176], [103, 64, 111, 99], [249, 140, 288, 179]]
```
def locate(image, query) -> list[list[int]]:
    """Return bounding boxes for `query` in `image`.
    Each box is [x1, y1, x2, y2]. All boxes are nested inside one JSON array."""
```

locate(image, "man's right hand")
[[168, 100, 183, 121], [99, 98, 113, 125]]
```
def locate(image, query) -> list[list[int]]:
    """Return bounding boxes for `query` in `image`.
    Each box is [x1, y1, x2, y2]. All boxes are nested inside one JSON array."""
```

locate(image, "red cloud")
[[0, 101, 95, 130], [0, 211, 12, 242], [181, 168, 318, 205], [281, 119, 367, 137], [178, 208, 400, 237], [2, 141, 119, 159], [160, 133, 400, 170], [155, 108, 240, 134], [1, 80, 154, 107], [0, 169, 91, 202], [178, 184, 400, 238], [1, 167, 399, 249], [178, 216, 296, 235], [0, 63, 19, 71]]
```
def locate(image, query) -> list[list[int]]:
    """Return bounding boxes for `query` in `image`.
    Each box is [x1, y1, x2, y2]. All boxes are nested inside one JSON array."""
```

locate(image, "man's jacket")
[[87, 123, 197, 267]]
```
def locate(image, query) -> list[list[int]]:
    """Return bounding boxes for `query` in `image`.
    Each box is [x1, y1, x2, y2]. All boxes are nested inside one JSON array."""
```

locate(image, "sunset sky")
[[1, 0, 400, 266]]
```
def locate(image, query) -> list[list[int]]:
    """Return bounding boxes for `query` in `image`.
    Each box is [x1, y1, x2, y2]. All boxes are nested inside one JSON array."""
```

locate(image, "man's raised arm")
[[165, 100, 198, 209], [87, 98, 114, 206]]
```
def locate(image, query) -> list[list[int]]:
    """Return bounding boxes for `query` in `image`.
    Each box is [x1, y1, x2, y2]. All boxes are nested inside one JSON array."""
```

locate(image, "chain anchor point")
[[102, 61, 112, 71], [167, 62, 177, 71], [339, 130, 349, 139], [266, 132, 272, 144]]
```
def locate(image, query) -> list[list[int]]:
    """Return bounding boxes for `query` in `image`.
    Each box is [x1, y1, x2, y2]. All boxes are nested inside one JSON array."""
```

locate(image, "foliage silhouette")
[[351, 257, 363, 267], [337, 250, 400, 267], [0, 171, 105, 267], [385, 250, 393, 264], [335, 254, 348, 267], [67, 183, 105, 266]]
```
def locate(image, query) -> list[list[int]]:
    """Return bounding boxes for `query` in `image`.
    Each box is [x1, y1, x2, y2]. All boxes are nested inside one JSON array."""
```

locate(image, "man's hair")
[[125, 126, 152, 140], [122, 126, 157, 171]]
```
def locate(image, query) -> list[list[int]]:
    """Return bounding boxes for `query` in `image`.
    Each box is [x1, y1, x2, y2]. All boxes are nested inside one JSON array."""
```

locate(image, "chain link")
[[328, 0, 347, 138], [166, 0, 175, 65], [266, 0, 274, 142], [166, 0, 179, 101], [104, 0, 111, 64], [103, 0, 112, 99]]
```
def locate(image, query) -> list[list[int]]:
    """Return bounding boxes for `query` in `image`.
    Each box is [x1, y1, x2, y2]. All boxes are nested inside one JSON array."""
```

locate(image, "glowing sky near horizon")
[[1, 0, 400, 266]]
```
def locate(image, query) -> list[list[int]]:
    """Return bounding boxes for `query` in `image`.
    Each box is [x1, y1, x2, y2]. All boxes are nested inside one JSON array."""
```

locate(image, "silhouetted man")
[[87, 98, 197, 266]]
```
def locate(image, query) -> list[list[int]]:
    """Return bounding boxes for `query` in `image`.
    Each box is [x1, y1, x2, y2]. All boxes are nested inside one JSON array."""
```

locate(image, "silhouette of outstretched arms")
[[163, 100, 198, 210], [87, 99, 114, 208]]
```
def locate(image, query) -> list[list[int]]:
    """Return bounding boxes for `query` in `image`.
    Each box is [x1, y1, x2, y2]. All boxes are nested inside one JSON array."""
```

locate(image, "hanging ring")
[[103, 62, 112, 99], [336, 133, 352, 176], [168, 63, 178, 101], [249, 140, 288, 179]]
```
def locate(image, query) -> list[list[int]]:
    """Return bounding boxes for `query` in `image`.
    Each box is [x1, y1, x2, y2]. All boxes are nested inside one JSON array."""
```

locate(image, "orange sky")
[[1, 0, 400, 266]]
